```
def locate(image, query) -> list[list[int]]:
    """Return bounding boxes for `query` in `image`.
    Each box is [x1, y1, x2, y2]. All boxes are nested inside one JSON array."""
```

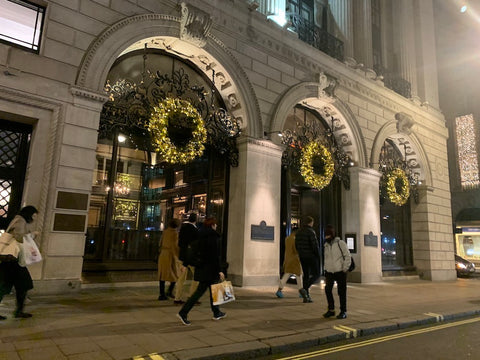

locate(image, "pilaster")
[[353, 0, 373, 69], [329, 0, 354, 60], [342, 166, 382, 283], [227, 136, 284, 286]]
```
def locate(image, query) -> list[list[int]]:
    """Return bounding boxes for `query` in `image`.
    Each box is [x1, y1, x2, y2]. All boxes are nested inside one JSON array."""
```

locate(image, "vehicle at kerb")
[[455, 254, 476, 277]]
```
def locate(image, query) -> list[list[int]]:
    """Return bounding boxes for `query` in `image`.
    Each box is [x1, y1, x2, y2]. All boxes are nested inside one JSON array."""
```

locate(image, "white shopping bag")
[[211, 281, 236, 306], [19, 233, 42, 266]]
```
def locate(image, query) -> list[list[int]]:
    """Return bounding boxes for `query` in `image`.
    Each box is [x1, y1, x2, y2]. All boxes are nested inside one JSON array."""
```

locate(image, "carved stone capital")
[[70, 86, 109, 111], [179, 2, 212, 48]]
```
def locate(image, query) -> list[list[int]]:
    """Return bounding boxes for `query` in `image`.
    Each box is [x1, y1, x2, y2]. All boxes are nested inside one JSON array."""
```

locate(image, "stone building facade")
[[0, 0, 455, 294]]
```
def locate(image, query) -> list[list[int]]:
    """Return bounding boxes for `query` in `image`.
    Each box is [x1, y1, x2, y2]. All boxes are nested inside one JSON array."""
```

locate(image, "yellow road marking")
[[332, 325, 358, 338], [278, 316, 480, 360], [424, 312, 444, 321], [132, 354, 164, 360]]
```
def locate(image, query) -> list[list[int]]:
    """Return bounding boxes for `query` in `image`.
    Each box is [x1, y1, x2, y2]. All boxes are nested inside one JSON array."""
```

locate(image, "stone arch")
[[370, 118, 433, 187], [75, 13, 262, 137], [270, 81, 367, 167]]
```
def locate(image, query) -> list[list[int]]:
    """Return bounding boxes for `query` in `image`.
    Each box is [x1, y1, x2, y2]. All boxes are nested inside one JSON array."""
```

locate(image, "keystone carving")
[[316, 72, 336, 98], [395, 112, 415, 135], [179, 2, 212, 48]]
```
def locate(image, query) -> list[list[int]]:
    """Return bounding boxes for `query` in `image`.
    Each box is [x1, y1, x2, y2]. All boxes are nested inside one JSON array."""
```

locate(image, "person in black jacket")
[[295, 215, 320, 303], [174, 213, 199, 304], [177, 217, 226, 326]]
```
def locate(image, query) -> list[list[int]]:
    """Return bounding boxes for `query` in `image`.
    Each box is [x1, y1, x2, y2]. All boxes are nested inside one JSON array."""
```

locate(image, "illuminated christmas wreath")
[[385, 168, 410, 206], [300, 141, 335, 190], [148, 98, 207, 164]]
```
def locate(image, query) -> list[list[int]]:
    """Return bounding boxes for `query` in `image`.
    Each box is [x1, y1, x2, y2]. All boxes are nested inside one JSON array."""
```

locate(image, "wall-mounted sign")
[[251, 221, 274, 241], [364, 231, 378, 247], [345, 233, 357, 253]]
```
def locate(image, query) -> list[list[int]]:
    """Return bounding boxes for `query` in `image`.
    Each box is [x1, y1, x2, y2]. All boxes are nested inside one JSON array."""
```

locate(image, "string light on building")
[[455, 114, 480, 189]]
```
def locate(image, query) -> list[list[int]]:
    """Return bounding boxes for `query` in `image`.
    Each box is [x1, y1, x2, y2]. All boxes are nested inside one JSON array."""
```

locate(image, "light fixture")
[[264, 130, 283, 138], [461, 4, 468, 13], [117, 134, 126, 143]]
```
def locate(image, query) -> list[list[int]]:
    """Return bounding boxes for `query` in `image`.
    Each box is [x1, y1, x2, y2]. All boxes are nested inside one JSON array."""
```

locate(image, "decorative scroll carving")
[[179, 2, 212, 48]]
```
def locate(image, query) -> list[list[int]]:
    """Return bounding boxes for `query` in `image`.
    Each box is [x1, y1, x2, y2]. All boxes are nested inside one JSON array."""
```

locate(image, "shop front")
[[83, 48, 235, 281]]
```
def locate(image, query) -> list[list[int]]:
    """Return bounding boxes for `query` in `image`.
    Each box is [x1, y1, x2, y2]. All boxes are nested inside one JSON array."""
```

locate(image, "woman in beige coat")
[[275, 226, 303, 298], [157, 218, 181, 300]]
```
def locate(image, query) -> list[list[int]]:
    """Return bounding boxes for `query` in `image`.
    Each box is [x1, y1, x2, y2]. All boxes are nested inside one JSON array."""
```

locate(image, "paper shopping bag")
[[19, 233, 42, 266], [211, 280, 236, 306]]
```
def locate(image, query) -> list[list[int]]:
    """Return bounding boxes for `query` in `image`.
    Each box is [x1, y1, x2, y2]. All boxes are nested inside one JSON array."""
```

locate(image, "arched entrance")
[[371, 114, 432, 276], [279, 105, 343, 273], [83, 47, 235, 278], [270, 78, 366, 276]]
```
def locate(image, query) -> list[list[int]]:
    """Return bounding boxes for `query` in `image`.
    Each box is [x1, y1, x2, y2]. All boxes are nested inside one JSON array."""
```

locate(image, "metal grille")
[[0, 120, 32, 229], [0, 129, 21, 168], [0, 179, 12, 218]]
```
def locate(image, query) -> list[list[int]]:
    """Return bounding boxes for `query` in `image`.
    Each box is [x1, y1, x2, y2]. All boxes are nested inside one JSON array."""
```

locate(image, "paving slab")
[[1, 278, 480, 359]]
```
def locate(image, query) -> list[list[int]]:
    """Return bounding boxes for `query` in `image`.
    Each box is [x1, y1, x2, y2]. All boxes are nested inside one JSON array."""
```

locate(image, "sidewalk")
[[1, 278, 480, 360]]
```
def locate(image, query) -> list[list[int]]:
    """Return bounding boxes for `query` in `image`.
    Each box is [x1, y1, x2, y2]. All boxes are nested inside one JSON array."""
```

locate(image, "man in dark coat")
[[177, 217, 226, 325], [295, 215, 320, 303], [174, 213, 199, 304]]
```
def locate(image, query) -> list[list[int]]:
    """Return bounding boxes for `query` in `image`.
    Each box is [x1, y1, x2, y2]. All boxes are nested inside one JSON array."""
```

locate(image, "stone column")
[[412, 0, 440, 108], [352, 0, 373, 68], [393, 0, 418, 98], [342, 167, 382, 283], [411, 185, 457, 281], [36, 87, 107, 294], [258, 0, 287, 26], [227, 137, 283, 286], [329, 0, 354, 61]]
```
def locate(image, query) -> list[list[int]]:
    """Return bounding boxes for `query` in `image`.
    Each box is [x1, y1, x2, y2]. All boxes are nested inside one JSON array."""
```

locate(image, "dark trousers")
[[325, 271, 347, 313], [0, 262, 33, 314], [299, 257, 320, 292], [159, 281, 175, 297], [179, 281, 220, 317]]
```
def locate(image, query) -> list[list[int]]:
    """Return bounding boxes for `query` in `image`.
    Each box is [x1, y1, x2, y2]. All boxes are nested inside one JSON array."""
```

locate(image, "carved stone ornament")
[[316, 72, 336, 98], [179, 2, 212, 48], [395, 112, 415, 135]]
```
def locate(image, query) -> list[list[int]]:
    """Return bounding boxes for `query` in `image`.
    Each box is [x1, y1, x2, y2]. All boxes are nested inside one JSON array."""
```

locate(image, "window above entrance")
[[0, 0, 45, 53]]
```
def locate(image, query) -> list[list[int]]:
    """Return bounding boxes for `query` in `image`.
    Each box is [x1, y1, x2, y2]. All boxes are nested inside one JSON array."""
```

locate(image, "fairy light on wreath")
[[385, 168, 410, 206], [148, 97, 207, 164], [300, 141, 335, 190]]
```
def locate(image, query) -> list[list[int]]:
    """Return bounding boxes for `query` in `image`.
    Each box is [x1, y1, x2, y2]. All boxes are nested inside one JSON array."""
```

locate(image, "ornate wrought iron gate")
[[0, 120, 32, 229]]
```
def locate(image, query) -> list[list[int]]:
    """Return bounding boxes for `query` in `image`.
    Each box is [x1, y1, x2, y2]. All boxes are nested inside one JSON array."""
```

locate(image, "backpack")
[[338, 241, 355, 272]]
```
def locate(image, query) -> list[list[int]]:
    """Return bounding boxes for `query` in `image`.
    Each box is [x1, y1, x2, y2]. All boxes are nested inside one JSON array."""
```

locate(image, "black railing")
[[288, 13, 344, 62], [374, 65, 412, 99]]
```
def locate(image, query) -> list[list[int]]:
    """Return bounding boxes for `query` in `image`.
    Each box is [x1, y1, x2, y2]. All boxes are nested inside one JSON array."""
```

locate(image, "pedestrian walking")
[[0, 205, 39, 319], [177, 217, 226, 326], [275, 225, 303, 298], [295, 215, 320, 303], [174, 213, 199, 305], [157, 218, 181, 300], [323, 224, 351, 319]]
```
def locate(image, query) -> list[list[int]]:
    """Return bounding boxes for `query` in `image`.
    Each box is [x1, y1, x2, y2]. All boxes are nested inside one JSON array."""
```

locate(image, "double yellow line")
[[278, 316, 480, 359]]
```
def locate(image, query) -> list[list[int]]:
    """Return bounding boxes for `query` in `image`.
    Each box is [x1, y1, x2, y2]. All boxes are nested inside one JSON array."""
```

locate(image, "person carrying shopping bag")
[[177, 217, 226, 326], [0, 206, 39, 319], [323, 224, 351, 319]]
